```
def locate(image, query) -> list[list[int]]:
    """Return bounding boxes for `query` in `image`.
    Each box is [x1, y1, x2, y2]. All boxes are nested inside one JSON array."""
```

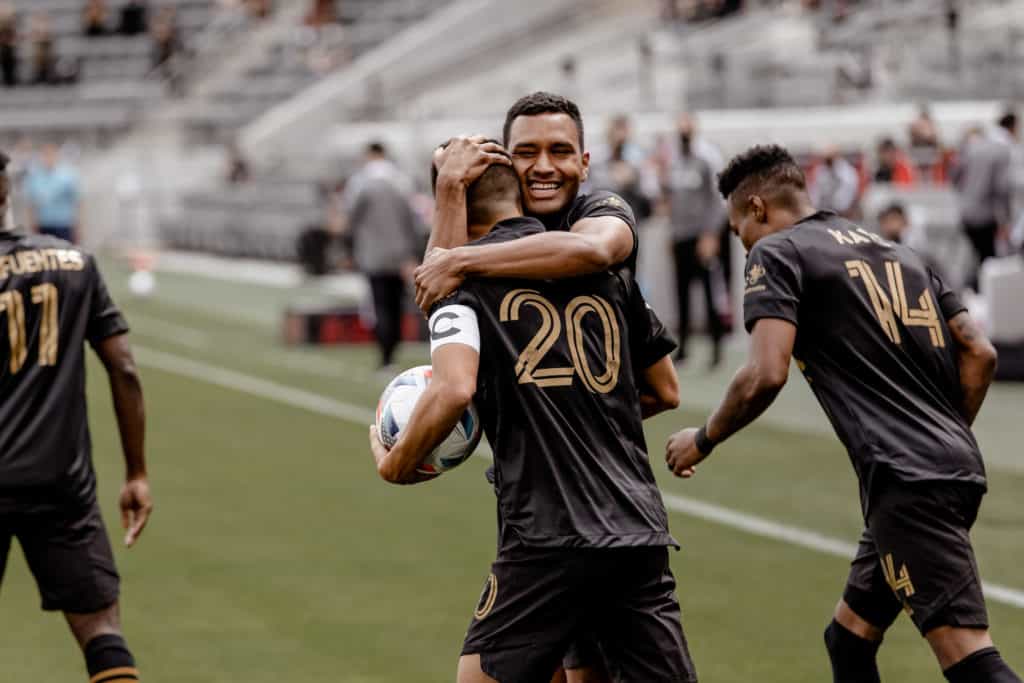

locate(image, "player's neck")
[[468, 206, 522, 240]]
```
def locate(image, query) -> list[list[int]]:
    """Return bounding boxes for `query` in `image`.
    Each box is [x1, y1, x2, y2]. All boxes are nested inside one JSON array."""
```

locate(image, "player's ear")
[[750, 195, 767, 223], [580, 150, 590, 181]]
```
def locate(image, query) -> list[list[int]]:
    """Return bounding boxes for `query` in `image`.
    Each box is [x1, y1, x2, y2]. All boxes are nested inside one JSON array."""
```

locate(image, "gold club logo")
[[474, 573, 498, 620], [746, 264, 766, 287]]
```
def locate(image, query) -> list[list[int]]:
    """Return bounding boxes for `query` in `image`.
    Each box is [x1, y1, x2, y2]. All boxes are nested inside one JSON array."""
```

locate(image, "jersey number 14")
[[500, 289, 621, 394], [845, 260, 944, 348], [0, 284, 60, 374]]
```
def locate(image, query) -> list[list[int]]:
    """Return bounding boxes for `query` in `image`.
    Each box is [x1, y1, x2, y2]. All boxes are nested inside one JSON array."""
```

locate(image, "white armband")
[[429, 304, 480, 353]]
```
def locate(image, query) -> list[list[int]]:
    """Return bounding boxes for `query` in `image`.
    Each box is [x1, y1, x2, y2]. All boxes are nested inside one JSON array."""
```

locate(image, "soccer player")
[[414, 92, 639, 314], [370, 158, 696, 682], [0, 150, 151, 683], [664, 145, 1020, 683], [416, 93, 663, 682]]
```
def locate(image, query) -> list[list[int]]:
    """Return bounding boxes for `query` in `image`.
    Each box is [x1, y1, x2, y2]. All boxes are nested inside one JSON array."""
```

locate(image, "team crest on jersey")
[[746, 263, 766, 287], [598, 196, 624, 209]]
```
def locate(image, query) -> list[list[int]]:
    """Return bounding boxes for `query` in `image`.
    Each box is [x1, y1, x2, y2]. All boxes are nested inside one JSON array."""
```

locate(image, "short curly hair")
[[503, 92, 584, 149], [717, 144, 805, 201]]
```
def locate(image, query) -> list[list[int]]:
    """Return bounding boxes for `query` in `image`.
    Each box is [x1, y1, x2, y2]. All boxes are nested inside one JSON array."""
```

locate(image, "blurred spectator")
[[118, 0, 149, 36], [343, 142, 421, 370], [225, 141, 250, 184], [0, 3, 17, 87], [585, 114, 653, 221], [877, 202, 946, 277], [150, 5, 182, 89], [28, 12, 56, 85], [809, 146, 860, 216], [246, 0, 273, 21], [304, 0, 336, 28], [24, 143, 81, 244], [82, 0, 110, 37], [662, 113, 726, 367], [873, 138, 916, 185], [909, 104, 940, 149], [952, 120, 1014, 289]]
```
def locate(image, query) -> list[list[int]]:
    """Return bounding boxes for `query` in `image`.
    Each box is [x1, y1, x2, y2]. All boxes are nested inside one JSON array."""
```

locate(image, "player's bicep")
[[570, 216, 634, 268], [946, 311, 995, 357], [749, 318, 797, 388]]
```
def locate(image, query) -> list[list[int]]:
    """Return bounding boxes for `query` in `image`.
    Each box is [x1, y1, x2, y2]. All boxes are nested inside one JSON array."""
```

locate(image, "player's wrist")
[[437, 170, 470, 191], [695, 424, 717, 456]]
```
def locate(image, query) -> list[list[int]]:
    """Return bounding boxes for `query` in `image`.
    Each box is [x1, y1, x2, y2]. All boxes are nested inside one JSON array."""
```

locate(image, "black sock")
[[824, 620, 882, 683], [944, 648, 1022, 683], [84, 634, 139, 683]]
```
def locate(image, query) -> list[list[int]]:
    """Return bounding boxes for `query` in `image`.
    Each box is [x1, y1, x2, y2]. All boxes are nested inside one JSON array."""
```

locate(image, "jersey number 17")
[[0, 284, 60, 373]]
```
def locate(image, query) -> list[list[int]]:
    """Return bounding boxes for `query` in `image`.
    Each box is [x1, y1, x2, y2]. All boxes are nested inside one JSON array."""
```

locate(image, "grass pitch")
[[0, 261, 1020, 681]]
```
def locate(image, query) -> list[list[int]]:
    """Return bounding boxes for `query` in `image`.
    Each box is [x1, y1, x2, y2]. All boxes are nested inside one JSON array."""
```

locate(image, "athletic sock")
[[944, 647, 1023, 683], [824, 619, 882, 683], [84, 634, 139, 683]]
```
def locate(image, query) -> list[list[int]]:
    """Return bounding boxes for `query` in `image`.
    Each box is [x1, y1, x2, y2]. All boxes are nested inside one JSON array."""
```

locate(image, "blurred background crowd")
[[1, 0, 1023, 374]]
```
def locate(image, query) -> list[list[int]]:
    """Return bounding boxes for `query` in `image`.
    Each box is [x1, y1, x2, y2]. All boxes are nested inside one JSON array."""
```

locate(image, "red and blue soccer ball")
[[375, 365, 482, 475]]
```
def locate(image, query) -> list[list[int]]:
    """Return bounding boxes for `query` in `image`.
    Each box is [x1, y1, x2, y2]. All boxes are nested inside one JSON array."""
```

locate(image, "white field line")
[[130, 314, 211, 350], [133, 345, 1024, 611]]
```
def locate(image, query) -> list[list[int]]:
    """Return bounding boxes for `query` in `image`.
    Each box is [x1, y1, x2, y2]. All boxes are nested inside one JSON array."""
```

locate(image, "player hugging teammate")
[[370, 94, 697, 682]]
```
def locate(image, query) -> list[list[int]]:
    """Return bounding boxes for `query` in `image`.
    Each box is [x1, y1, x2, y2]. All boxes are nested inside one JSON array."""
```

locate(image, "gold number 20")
[[0, 283, 59, 374], [499, 289, 621, 394]]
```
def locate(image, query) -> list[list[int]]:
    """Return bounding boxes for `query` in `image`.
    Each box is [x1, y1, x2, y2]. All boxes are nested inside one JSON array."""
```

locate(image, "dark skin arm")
[[665, 318, 795, 477], [94, 333, 151, 546], [947, 310, 998, 426], [370, 343, 479, 485], [639, 354, 680, 419], [415, 216, 634, 311]]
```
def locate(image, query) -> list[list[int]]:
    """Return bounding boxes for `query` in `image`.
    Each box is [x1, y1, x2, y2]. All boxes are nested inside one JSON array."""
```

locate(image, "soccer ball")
[[128, 269, 155, 297], [376, 365, 482, 475]]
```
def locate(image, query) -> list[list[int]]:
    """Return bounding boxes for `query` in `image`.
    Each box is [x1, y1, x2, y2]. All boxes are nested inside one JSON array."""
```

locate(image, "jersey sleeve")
[[86, 256, 130, 347], [743, 236, 803, 332], [569, 191, 638, 263], [428, 290, 481, 354], [928, 267, 967, 320], [626, 281, 677, 369]]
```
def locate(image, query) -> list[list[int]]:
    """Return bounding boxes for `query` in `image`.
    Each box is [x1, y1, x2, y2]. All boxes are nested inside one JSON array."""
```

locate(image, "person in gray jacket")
[[952, 114, 1016, 289], [663, 113, 725, 367], [345, 142, 422, 370]]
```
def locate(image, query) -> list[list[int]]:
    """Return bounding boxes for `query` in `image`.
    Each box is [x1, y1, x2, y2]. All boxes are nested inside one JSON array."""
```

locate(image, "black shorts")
[[842, 471, 988, 636], [0, 499, 120, 613], [462, 544, 697, 683]]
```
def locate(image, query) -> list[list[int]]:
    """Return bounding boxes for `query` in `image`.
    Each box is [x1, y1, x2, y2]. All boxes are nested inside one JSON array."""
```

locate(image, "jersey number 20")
[[500, 289, 621, 394], [0, 284, 59, 374]]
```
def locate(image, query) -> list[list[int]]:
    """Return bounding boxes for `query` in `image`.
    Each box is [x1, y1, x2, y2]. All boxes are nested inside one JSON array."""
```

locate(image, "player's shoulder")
[[568, 190, 636, 226]]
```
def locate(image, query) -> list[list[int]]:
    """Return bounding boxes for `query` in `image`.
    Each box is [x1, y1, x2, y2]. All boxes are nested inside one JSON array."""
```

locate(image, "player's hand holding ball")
[[119, 476, 153, 547], [665, 428, 704, 478]]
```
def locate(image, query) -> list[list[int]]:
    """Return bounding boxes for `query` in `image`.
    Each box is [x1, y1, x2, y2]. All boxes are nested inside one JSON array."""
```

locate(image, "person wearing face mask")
[[661, 113, 726, 367]]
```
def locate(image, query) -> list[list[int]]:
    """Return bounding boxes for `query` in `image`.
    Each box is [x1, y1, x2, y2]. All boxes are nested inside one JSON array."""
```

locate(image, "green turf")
[[0, 260, 1020, 681]]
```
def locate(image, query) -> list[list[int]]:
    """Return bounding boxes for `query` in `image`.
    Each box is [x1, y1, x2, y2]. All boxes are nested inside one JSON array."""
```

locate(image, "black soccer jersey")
[[0, 232, 129, 510], [430, 217, 676, 549], [742, 211, 985, 508], [535, 190, 639, 272]]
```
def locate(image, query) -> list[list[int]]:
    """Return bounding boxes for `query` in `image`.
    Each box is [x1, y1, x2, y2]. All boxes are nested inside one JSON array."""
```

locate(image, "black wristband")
[[695, 425, 716, 456]]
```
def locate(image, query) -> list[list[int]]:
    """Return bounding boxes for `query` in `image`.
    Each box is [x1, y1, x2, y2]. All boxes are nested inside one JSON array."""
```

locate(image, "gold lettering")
[[828, 229, 854, 245], [846, 260, 901, 344]]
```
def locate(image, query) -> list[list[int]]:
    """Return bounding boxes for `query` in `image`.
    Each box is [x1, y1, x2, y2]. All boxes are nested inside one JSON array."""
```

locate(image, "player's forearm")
[[639, 356, 680, 418], [453, 231, 613, 281], [705, 361, 786, 446], [379, 383, 471, 484], [426, 175, 469, 253], [108, 357, 147, 479], [958, 349, 997, 426]]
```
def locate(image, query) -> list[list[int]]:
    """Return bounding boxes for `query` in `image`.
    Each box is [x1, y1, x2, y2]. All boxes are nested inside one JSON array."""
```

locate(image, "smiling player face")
[[507, 113, 590, 217]]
